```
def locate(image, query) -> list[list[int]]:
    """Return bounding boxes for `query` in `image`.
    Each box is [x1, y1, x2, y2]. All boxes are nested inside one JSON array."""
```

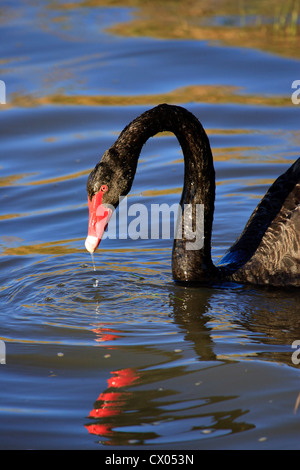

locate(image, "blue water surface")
[[0, 0, 300, 450]]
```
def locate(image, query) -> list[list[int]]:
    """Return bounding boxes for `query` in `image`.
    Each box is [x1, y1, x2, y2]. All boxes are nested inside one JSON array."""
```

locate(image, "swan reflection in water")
[[84, 282, 300, 446]]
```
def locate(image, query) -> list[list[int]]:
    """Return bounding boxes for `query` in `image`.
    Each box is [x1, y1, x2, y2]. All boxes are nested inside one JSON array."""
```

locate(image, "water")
[[91, 253, 96, 272], [1, 0, 300, 450]]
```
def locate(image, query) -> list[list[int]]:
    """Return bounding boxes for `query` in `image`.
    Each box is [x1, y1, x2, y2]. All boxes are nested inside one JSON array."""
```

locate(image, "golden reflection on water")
[[0, 169, 89, 187], [2, 0, 297, 111], [8, 83, 293, 109], [99, 0, 300, 59], [1, 240, 78, 256]]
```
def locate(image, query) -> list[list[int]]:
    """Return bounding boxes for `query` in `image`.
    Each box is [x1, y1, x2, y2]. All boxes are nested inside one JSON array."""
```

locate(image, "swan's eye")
[[100, 184, 108, 193]]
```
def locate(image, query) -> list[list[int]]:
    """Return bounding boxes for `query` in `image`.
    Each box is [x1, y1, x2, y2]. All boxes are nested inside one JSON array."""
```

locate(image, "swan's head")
[[85, 149, 133, 253], [85, 185, 114, 254]]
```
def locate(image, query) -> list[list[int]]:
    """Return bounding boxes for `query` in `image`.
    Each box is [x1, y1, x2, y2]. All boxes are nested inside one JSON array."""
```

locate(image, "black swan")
[[85, 104, 300, 287]]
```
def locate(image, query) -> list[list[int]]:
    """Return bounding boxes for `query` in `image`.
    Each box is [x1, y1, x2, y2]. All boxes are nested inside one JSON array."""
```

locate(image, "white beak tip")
[[85, 236, 99, 254]]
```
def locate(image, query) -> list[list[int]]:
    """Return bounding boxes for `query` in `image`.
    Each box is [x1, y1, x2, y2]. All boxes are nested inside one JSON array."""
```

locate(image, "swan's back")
[[219, 158, 300, 286]]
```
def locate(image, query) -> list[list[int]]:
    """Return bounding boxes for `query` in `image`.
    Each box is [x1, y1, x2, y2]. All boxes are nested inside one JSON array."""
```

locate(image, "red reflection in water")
[[91, 327, 121, 343], [85, 367, 140, 437], [107, 368, 138, 388], [86, 423, 112, 436]]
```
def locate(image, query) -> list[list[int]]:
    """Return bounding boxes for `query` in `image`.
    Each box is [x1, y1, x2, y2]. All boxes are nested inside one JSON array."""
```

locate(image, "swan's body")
[[85, 104, 300, 287]]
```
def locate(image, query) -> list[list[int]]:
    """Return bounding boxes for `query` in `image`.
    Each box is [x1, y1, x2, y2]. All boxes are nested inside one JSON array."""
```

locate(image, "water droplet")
[[91, 253, 96, 271]]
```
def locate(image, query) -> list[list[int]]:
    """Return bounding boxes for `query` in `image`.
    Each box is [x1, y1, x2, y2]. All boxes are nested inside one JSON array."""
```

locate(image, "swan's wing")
[[219, 158, 300, 286], [233, 185, 300, 286]]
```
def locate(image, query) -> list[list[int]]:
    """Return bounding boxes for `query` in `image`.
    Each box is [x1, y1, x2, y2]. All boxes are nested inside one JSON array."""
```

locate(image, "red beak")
[[85, 191, 113, 253]]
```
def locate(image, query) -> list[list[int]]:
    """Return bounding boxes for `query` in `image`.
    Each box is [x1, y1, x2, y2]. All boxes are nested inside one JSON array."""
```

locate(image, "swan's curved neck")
[[108, 104, 216, 282]]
